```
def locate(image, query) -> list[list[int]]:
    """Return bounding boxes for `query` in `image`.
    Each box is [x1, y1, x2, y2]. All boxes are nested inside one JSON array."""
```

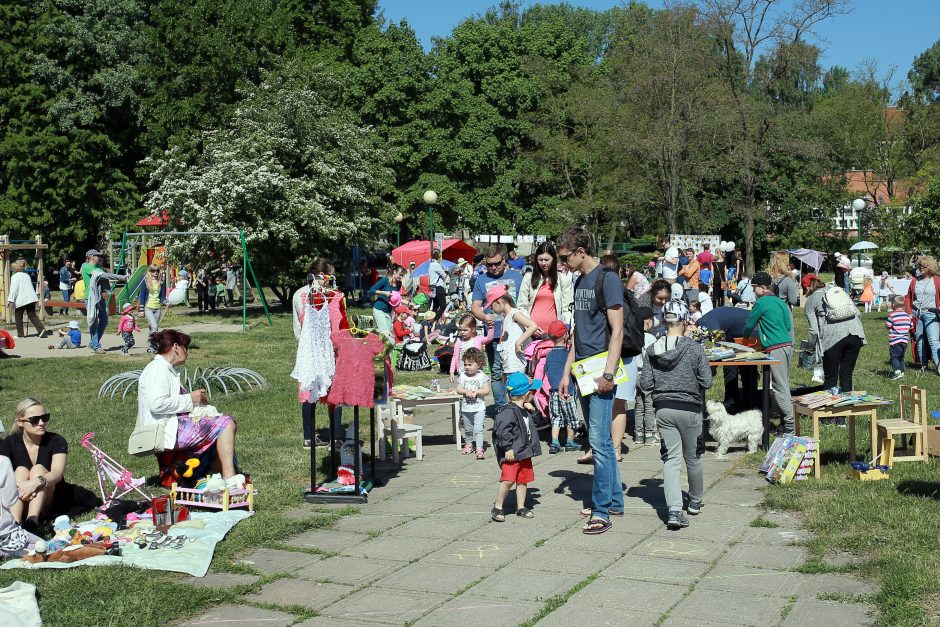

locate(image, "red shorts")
[[500, 458, 534, 484]]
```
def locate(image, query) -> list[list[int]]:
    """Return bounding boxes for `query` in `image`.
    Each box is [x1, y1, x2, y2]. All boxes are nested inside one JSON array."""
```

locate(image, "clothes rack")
[[303, 405, 378, 504]]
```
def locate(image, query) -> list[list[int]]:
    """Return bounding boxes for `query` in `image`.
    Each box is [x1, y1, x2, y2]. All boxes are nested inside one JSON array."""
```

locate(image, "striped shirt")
[[886, 311, 913, 345]]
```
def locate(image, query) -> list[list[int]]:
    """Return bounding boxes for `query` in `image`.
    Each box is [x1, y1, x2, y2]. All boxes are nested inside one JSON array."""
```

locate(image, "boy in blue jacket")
[[491, 372, 543, 522]]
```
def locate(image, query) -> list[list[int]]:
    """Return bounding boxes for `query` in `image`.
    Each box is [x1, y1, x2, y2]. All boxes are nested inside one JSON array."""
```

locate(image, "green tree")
[[143, 73, 394, 302], [904, 175, 940, 249]]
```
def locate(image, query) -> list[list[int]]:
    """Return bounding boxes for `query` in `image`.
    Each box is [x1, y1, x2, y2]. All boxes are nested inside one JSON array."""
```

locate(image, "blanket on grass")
[[0, 510, 252, 578]]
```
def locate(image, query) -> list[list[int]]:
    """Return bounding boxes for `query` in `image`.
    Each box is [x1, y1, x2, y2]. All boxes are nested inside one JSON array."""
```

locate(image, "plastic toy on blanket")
[[81, 432, 150, 509]]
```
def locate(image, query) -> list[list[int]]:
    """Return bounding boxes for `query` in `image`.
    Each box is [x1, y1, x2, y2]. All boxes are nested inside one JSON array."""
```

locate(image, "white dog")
[[706, 400, 763, 457]]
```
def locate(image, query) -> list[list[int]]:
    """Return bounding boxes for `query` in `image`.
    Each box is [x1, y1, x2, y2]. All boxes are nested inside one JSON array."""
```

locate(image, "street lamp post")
[[852, 197, 866, 266], [423, 190, 437, 256], [394, 212, 404, 247]]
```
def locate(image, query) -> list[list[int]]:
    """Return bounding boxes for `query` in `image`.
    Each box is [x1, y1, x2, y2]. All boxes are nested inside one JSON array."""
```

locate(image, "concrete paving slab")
[[295, 617, 391, 627], [238, 548, 322, 574], [565, 577, 687, 615], [465, 566, 585, 601], [696, 564, 806, 596], [373, 560, 491, 594], [413, 595, 542, 626], [341, 534, 451, 561], [421, 538, 531, 569], [668, 586, 788, 626], [542, 526, 648, 553], [176, 604, 295, 626], [535, 603, 662, 627], [653, 520, 749, 544], [296, 556, 404, 585], [781, 597, 875, 626], [629, 537, 727, 563], [380, 513, 488, 540], [601, 554, 712, 585], [509, 548, 620, 575], [320, 587, 451, 625], [334, 514, 407, 534], [738, 526, 811, 546], [249, 578, 354, 610], [365, 498, 448, 517], [182, 572, 260, 589], [284, 529, 370, 552], [797, 573, 877, 597], [717, 543, 808, 570]]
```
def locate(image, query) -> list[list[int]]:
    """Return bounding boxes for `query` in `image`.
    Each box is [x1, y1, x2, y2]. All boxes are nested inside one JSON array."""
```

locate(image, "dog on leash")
[[705, 400, 763, 458]]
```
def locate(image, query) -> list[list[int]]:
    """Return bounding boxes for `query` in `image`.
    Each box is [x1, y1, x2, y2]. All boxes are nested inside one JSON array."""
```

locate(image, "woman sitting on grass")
[[136, 329, 240, 487], [0, 398, 68, 537]]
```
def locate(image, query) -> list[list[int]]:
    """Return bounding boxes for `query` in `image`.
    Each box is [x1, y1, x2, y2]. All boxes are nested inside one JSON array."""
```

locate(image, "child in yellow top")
[[859, 277, 874, 313]]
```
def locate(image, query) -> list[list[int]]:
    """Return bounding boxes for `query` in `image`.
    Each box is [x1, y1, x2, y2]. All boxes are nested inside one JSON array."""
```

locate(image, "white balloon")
[[167, 279, 189, 305], [727, 242, 735, 251]]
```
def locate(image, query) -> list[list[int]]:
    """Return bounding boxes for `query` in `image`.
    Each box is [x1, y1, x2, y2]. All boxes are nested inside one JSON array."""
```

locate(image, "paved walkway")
[[179, 403, 877, 626]]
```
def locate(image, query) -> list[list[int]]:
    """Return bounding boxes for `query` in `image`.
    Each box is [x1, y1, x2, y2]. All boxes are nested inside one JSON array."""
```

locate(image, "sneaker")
[[645, 430, 661, 445], [476, 449, 485, 460], [303, 439, 312, 449], [891, 370, 904, 380], [461, 443, 473, 455], [667, 510, 689, 529], [47, 344, 55, 350], [549, 442, 561, 454], [633, 433, 646, 445], [687, 500, 703, 515], [564, 441, 580, 452]]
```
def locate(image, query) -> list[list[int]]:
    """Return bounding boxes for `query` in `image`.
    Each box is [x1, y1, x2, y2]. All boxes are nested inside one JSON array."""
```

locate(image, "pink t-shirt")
[[529, 281, 557, 331]]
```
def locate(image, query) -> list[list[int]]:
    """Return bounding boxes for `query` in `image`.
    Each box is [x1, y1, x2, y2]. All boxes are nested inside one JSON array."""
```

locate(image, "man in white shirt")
[[662, 246, 680, 283]]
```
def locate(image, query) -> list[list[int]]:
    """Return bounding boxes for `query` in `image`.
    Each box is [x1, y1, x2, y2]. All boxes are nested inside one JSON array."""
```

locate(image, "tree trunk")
[[271, 285, 289, 304], [744, 207, 756, 276]]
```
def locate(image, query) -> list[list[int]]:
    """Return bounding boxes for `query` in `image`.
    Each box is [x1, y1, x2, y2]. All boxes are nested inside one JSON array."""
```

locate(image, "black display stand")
[[303, 405, 378, 504]]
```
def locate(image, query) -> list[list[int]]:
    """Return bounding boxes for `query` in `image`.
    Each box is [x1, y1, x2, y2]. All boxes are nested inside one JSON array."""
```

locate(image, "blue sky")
[[378, 0, 940, 86]]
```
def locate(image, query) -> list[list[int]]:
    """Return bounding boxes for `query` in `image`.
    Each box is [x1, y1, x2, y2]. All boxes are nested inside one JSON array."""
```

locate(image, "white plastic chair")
[[377, 400, 423, 463]]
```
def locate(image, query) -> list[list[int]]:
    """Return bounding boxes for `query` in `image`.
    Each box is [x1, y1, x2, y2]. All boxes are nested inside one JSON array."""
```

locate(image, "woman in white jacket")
[[7, 259, 48, 338], [135, 329, 240, 486], [515, 242, 573, 333]]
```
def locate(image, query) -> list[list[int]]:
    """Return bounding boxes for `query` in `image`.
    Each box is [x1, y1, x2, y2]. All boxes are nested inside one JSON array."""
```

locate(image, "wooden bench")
[[45, 301, 87, 310]]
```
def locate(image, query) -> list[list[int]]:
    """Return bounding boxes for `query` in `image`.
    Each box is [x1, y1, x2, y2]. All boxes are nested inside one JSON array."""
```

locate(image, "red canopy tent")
[[136, 210, 169, 227], [391, 239, 477, 268]]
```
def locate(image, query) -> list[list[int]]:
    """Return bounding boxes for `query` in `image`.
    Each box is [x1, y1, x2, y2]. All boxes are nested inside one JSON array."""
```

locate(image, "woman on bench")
[[135, 329, 241, 487]]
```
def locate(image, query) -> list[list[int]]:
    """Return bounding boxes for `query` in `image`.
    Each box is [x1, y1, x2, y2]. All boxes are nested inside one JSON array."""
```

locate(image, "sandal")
[[580, 507, 624, 517], [576, 452, 594, 465], [476, 449, 485, 460], [516, 507, 534, 519], [462, 443, 473, 455], [491, 507, 505, 522], [582, 517, 612, 535]]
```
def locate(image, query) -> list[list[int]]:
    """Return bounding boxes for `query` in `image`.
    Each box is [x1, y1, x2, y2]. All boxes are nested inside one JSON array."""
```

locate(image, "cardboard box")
[[927, 425, 940, 457]]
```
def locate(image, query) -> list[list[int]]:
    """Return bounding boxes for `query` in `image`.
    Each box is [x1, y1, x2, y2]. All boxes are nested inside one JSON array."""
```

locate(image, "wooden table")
[[387, 393, 462, 449], [709, 359, 780, 449], [792, 401, 882, 479]]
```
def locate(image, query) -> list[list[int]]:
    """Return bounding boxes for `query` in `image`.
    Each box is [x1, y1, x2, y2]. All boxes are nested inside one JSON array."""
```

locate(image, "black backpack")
[[594, 267, 645, 358]]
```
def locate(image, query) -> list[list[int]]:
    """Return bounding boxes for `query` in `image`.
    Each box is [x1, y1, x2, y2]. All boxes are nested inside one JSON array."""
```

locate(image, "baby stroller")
[[81, 432, 150, 509], [523, 339, 556, 431], [397, 340, 433, 371]]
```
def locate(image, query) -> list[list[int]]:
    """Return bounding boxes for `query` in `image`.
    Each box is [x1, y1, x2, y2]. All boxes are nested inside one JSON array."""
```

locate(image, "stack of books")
[[793, 391, 891, 409]]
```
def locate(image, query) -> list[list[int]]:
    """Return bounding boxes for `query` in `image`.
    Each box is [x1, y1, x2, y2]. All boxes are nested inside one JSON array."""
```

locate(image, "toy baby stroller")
[[523, 339, 556, 431], [397, 340, 432, 371], [81, 432, 150, 509]]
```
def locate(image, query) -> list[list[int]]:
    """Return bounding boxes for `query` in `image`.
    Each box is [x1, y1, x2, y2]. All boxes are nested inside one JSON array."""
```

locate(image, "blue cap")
[[505, 372, 542, 396]]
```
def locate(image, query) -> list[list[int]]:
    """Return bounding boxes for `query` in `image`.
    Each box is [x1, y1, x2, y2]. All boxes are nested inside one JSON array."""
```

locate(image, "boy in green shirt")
[[743, 272, 794, 433]]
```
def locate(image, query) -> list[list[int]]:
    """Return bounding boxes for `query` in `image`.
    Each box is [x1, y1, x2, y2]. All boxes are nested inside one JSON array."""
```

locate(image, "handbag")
[[128, 421, 166, 457]]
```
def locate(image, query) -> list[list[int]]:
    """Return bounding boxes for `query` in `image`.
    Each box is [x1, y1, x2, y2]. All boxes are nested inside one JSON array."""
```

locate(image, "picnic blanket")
[[0, 510, 252, 578]]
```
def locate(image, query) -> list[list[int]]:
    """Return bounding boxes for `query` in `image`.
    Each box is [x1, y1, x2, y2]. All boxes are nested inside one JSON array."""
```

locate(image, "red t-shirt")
[[325, 330, 385, 408]]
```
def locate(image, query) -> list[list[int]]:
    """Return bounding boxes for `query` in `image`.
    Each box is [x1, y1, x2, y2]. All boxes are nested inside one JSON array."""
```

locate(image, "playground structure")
[[116, 229, 272, 331], [0, 234, 49, 324]]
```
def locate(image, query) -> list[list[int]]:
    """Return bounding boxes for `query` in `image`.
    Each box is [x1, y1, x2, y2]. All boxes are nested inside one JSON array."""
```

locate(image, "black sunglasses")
[[558, 253, 572, 263], [485, 260, 504, 267], [22, 413, 50, 426]]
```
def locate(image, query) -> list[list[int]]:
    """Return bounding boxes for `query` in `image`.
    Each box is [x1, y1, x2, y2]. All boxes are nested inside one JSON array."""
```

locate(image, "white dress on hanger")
[[291, 298, 335, 401]]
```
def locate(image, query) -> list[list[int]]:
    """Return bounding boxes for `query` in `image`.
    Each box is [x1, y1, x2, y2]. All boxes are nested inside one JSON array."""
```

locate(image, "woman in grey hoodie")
[[638, 299, 713, 529]]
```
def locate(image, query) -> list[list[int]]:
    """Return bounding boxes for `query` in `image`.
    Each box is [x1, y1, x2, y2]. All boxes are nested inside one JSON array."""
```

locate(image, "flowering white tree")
[[144, 73, 394, 301]]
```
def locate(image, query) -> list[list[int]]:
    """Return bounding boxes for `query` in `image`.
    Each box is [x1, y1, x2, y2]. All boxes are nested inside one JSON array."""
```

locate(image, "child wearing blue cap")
[[491, 372, 543, 522]]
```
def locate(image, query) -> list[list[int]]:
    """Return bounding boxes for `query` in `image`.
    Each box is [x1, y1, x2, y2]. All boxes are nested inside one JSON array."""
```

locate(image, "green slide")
[[115, 264, 148, 308]]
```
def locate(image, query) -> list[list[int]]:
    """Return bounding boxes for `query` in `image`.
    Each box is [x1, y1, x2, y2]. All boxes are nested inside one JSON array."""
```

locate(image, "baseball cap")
[[662, 298, 690, 323], [85, 249, 102, 258], [68, 320, 80, 330], [546, 320, 568, 338], [751, 272, 773, 287], [505, 372, 542, 396], [394, 304, 412, 315], [483, 284, 509, 309], [122, 303, 135, 313]]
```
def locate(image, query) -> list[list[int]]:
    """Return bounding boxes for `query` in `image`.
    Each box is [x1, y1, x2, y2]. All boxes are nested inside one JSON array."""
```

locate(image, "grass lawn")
[[0, 299, 938, 625]]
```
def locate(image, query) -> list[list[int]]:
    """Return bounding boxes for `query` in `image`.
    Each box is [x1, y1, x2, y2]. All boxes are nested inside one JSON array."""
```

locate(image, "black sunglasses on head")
[[22, 413, 50, 426]]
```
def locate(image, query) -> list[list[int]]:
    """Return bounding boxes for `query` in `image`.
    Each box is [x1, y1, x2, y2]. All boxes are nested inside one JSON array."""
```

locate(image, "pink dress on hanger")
[[324, 330, 385, 408]]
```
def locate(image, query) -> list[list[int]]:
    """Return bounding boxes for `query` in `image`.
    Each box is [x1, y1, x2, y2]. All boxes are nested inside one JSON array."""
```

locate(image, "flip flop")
[[582, 517, 612, 535], [516, 507, 534, 519]]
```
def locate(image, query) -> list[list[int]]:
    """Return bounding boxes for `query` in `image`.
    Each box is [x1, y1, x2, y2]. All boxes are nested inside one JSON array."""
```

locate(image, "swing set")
[[117, 229, 272, 331]]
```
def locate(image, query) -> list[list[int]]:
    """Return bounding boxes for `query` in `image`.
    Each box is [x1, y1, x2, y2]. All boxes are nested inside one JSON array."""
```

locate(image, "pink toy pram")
[[81, 432, 150, 509], [523, 339, 556, 422]]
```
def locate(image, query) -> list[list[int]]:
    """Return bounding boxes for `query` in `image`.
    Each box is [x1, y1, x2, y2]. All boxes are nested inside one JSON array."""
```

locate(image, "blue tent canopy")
[[411, 259, 456, 277]]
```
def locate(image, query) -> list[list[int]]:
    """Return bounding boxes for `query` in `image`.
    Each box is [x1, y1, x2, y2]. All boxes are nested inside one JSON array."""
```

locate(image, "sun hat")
[[122, 303, 135, 313], [422, 311, 436, 321], [483, 284, 509, 309], [68, 320, 80, 330], [662, 298, 690, 323], [546, 320, 568, 338], [505, 372, 542, 396], [456, 258, 467, 266], [751, 271, 773, 287]]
